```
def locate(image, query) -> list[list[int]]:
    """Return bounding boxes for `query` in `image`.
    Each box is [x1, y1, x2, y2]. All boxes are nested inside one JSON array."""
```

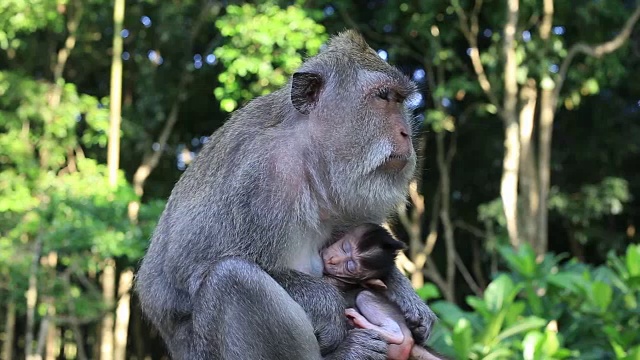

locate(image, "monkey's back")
[[135, 88, 314, 327]]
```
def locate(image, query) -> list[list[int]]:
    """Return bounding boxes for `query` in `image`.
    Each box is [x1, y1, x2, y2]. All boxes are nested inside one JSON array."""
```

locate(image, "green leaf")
[[430, 301, 468, 328], [495, 317, 547, 343], [547, 272, 585, 294], [591, 281, 613, 312], [482, 309, 507, 346], [416, 283, 440, 301], [581, 78, 600, 95], [626, 244, 640, 277], [541, 330, 561, 356], [522, 331, 544, 360], [621, 345, 640, 360], [498, 244, 537, 278], [482, 348, 514, 360], [466, 296, 491, 319], [452, 318, 473, 360], [484, 274, 522, 312]]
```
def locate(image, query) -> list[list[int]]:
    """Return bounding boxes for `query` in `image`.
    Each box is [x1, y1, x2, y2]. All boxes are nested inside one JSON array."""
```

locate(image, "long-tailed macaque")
[[321, 224, 446, 360], [135, 30, 436, 360], [322, 224, 406, 290]]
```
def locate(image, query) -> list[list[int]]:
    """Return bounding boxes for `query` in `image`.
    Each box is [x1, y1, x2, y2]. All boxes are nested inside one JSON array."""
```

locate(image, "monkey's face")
[[321, 226, 368, 282], [319, 69, 418, 218], [290, 32, 418, 220]]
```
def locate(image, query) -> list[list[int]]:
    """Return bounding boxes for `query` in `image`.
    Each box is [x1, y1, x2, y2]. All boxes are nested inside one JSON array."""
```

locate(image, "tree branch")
[[452, 0, 501, 108], [539, 0, 554, 40], [454, 253, 483, 296], [130, 2, 220, 200], [554, 5, 640, 105]]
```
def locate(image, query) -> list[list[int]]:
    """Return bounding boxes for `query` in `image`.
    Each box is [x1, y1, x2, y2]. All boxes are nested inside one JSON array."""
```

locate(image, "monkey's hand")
[[325, 328, 388, 360], [383, 268, 437, 345]]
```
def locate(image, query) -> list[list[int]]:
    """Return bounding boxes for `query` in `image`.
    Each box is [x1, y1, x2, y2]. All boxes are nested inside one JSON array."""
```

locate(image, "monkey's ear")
[[291, 72, 323, 115], [364, 279, 387, 291]]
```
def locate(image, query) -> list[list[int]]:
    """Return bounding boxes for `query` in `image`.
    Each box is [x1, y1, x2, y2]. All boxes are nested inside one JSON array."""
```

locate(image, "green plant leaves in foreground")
[[428, 243, 640, 359]]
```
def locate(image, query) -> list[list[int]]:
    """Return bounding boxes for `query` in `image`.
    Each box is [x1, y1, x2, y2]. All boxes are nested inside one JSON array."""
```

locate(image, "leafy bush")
[[424, 243, 640, 359]]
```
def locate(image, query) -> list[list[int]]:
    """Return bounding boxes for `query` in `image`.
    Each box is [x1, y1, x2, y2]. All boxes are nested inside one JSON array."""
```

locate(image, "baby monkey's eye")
[[342, 240, 352, 254], [346, 260, 356, 273]]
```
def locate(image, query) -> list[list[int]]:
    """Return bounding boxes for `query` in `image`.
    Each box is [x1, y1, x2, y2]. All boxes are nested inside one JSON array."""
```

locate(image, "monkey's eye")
[[376, 88, 390, 101], [342, 240, 352, 254], [346, 260, 356, 273]]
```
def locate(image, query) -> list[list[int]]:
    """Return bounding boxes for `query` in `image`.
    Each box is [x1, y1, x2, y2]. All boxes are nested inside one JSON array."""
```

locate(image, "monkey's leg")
[[190, 258, 322, 360], [272, 270, 388, 360], [383, 267, 438, 346]]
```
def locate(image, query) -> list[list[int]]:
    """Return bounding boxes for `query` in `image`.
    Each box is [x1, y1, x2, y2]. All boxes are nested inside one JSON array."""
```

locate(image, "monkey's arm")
[[382, 267, 437, 345]]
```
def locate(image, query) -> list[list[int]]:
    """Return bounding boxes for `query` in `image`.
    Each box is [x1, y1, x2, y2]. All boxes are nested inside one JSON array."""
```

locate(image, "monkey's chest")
[[288, 241, 325, 277]]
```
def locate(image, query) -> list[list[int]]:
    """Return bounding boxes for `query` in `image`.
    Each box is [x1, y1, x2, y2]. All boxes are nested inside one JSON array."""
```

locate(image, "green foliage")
[[0, 66, 148, 320], [550, 177, 631, 224], [549, 177, 631, 248], [430, 244, 640, 359], [213, 3, 327, 112], [0, 0, 61, 49]]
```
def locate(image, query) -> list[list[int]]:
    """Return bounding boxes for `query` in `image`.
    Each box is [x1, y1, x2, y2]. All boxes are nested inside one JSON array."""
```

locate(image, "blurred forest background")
[[1, 0, 640, 359]]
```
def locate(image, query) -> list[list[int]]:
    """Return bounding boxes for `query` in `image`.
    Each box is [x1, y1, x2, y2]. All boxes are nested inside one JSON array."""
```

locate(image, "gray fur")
[[135, 29, 435, 360]]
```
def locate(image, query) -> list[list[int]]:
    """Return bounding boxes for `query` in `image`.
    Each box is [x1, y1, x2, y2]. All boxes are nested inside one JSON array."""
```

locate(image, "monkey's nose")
[[327, 254, 348, 265]]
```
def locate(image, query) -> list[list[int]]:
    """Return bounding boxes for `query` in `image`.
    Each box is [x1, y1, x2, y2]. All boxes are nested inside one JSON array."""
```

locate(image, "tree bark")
[[436, 132, 456, 301], [100, 259, 116, 360], [114, 270, 133, 360], [2, 300, 16, 360], [103, 1, 125, 358], [500, 0, 521, 248], [107, 0, 125, 188], [35, 316, 49, 358], [518, 79, 539, 246], [536, 87, 554, 256], [25, 236, 43, 360]]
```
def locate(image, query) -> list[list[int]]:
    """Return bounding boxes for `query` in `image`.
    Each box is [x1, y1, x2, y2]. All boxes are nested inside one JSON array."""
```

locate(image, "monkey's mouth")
[[380, 154, 410, 172]]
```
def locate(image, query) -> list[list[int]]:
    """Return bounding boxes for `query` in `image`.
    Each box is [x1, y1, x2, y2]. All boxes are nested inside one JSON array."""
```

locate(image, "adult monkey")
[[135, 30, 435, 360]]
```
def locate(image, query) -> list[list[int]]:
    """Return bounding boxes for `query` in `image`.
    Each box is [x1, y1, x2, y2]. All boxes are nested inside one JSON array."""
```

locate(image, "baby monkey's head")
[[322, 224, 406, 286]]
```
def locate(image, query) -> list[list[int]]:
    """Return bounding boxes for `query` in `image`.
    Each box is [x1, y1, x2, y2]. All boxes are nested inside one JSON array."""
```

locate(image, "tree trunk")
[[501, 121, 521, 248], [42, 253, 58, 360], [103, 0, 125, 358], [436, 132, 456, 301], [25, 237, 43, 360], [536, 88, 554, 256], [500, 0, 521, 248], [107, 0, 125, 187], [35, 316, 49, 358], [71, 324, 88, 360], [100, 259, 116, 360], [518, 79, 539, 246], [45, 315, 57, 360], [114, 270, 133, 360], [2, 300, 16, 360]]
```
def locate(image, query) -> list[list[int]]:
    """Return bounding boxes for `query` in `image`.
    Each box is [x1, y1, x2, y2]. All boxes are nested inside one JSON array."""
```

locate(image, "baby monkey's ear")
[[363, 278, 387, 291]]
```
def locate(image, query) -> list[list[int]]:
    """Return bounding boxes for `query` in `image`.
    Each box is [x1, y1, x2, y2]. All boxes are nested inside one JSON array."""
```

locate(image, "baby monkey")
[[322, 224, 404, 291], [321, 224, 446, 360]]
